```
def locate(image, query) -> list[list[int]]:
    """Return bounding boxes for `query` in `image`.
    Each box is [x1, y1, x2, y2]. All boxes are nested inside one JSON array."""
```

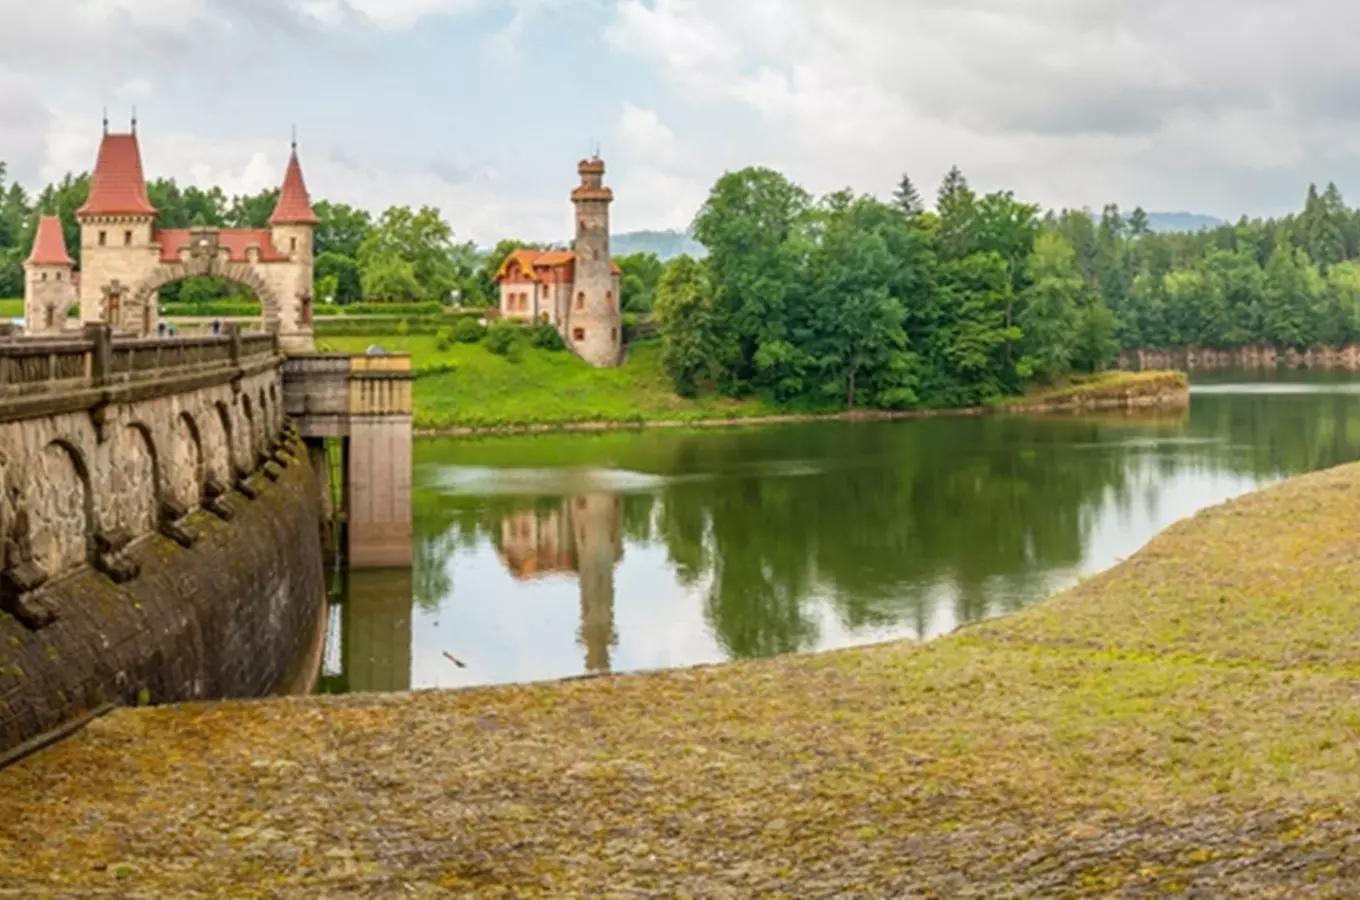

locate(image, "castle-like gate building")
[[22, 124, 317, 352]]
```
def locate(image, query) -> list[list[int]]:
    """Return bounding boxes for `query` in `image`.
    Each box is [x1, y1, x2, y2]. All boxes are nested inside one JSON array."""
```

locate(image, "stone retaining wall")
[[0, 434, 325, 754]]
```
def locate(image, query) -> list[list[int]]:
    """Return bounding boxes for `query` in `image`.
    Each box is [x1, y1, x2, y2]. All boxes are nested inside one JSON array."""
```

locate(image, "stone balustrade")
[[0, 325, 279, 403]]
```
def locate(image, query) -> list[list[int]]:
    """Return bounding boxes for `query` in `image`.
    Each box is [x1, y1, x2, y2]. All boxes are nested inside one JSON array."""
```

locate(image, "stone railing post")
[[227, 322, 242, 368], [83, 322, 112, 387]]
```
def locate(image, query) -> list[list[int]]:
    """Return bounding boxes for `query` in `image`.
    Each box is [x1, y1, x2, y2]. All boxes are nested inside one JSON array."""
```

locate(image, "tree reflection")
[[407, 385, 1360, 666]]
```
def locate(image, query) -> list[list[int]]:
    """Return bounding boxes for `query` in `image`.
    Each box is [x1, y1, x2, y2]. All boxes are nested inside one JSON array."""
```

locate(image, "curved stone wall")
[[0, 434, 324, 753]]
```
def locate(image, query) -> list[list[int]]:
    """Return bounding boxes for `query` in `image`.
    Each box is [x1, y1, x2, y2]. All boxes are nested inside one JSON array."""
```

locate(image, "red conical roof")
[[269, 149, 318, 226], [26, 215, 74, 266], [77, 132, 157, 217]]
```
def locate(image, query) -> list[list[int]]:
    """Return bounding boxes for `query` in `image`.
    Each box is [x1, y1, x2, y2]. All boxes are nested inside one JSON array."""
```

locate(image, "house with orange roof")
[[494, 158, 623, 367], [23, 120, 318, 350]]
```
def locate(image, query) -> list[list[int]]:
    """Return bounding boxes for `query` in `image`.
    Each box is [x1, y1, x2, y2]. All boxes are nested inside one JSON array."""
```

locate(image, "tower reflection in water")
[[498, 493, 624, 675], [319, 492, 624, 693]]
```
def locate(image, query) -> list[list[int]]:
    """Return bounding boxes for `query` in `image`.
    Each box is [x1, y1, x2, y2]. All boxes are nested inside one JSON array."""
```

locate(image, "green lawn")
[[315, 336, 782, 430], [0, 298, 23, 318]]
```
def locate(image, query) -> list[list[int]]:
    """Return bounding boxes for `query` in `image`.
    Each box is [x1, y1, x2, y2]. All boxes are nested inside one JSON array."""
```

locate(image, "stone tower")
[[267, 143, 319, 352], [75, 126, 160, 334], [569, 157, 621, 367], [22, 216, 77, 335]]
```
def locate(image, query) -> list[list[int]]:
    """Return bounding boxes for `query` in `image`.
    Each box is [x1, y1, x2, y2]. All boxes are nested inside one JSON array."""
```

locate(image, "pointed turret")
[[26, 216, 73, 266], [269, 147, 318, 226], [76, 132, 156, 218], [23, 215, 77, 335]]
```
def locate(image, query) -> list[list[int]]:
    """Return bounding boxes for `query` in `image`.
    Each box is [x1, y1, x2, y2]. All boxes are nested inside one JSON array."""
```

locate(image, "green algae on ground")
[[4, 462, 1360, 896]]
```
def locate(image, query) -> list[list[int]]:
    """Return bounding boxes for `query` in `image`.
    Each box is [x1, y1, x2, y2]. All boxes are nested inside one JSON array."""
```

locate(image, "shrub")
[[484, 321, 519, 357], [529, 321, 566, 351], [434, 326, 454, 352], [452, 317, 485, 343]]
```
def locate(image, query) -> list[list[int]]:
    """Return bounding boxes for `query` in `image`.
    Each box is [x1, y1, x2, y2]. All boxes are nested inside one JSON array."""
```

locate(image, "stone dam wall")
[[0, 329, 328, 755], [1120, 344, 1360, 372], [0, 432, 325, 755]]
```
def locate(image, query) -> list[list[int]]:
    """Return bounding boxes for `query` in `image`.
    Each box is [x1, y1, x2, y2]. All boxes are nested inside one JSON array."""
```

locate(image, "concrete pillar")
[[346, 356, 413, 569]]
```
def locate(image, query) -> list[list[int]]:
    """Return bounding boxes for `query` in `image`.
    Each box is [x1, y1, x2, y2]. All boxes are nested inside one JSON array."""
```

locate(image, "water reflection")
[[501, 496, 624, 674], [318, 375, 1360, 693]]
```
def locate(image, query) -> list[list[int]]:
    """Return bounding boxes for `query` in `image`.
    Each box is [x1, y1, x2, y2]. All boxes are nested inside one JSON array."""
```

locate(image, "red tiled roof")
[[269, 151, 318, 226], [155, 229, 290, 264], [77, 133, 157, 217], [494, 248, 622, 280], [26, 216, 73, 266]]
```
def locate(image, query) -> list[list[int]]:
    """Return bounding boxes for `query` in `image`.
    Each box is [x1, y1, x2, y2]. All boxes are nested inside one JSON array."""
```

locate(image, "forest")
[[5, 155, 1360, 409], [654, 168, 1360, 410]]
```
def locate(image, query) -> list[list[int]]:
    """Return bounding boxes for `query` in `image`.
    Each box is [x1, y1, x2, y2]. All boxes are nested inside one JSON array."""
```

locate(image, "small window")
[[41, 272, 47, 281], [56, 272, 62, 281], [98, 231, 107, 246], [124, 230, 132, 246], [290, 237, 297, 252], [576, 292, 585, 311], [573, 327, 585, 341], [611, 327, 618, 342], [579, 219, 586, 232], [606, 290, 613, 310]]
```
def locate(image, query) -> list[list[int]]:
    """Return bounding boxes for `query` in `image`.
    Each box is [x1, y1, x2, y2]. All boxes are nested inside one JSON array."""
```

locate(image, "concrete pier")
[[282, 353, 414, 569]]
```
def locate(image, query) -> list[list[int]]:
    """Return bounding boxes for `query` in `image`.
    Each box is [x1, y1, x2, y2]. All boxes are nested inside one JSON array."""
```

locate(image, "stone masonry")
[[0, 326, 325, 754], [494, 157, 623, 367], [23, 123, 318, 351]]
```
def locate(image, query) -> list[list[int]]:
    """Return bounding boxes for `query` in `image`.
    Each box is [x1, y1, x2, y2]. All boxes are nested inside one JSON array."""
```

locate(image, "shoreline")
[[11, 406, 1357, 895], [416, 370, 1190, 438]]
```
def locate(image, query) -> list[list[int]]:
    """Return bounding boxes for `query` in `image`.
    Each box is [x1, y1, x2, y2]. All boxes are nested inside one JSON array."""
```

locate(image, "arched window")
[[45, 306, 54, 328], [124, 230, 132, 246]]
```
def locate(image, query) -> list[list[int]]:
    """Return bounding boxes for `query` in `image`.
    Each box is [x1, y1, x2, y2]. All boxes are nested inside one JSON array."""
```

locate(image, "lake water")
[[317, 372, 1360, 694]]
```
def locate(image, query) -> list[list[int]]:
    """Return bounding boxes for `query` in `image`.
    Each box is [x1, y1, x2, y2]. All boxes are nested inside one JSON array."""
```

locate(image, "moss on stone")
[[5, 458, 1360, 893]]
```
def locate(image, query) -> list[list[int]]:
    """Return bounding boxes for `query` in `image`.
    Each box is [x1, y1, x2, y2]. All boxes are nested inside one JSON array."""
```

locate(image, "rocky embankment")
[[4, 441, 1359, 896], [998, 370, 1189, 414]]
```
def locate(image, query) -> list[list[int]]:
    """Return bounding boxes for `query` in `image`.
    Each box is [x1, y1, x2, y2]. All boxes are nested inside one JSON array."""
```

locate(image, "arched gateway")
[[22, 123, 317, 351]]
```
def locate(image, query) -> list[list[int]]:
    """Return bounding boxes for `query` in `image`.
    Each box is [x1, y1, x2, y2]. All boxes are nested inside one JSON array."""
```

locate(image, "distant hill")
[[609, 229, 707, 261], [1144, 212, 1224, 234]]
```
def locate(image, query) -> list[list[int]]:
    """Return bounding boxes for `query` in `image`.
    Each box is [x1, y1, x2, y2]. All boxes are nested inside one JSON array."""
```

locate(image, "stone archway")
[[129, 231, 284, 334]]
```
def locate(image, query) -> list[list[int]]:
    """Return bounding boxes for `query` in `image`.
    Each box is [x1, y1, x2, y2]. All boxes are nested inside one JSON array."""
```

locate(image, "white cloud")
[[605, 0, 1360, 218]]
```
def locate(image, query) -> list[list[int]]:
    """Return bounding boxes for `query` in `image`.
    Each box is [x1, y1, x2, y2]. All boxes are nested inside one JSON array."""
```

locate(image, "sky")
[[2, 0, 1359, 244]]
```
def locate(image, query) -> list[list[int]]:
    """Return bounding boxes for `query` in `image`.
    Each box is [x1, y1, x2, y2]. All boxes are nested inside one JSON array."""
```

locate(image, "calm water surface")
[[318, 372, 1360, 694]]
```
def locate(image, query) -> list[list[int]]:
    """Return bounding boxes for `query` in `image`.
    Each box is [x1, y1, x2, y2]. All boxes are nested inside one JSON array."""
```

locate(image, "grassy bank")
[[994, 369, 1190, 410], [3, 462, 1359, 894], [0, 298, 22, 318], [317, 334, 1185, 432], [317, 336, 785, 429]]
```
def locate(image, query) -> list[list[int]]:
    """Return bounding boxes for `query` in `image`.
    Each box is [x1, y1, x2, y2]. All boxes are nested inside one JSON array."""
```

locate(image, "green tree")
[[615, 252, 664, 312], [692, 167, 811, 392], [1018, 232, 1082, 382], [653, 256, 719, 397], [357, 206, 461, 302], [313, 201, 373, 259], [892, 174, 925, 221]]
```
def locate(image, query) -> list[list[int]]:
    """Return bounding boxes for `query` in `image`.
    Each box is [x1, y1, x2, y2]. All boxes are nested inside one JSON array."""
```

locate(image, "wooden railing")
[[0, 325, 280, 398]]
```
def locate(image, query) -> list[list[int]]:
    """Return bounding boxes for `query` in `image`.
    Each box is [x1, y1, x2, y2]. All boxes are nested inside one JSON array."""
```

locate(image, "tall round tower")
[[568, 157, 621, 367]]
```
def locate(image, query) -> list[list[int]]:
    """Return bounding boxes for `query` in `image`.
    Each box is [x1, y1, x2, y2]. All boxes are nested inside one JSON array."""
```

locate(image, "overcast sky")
[[1, 0, 1356, 243]]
